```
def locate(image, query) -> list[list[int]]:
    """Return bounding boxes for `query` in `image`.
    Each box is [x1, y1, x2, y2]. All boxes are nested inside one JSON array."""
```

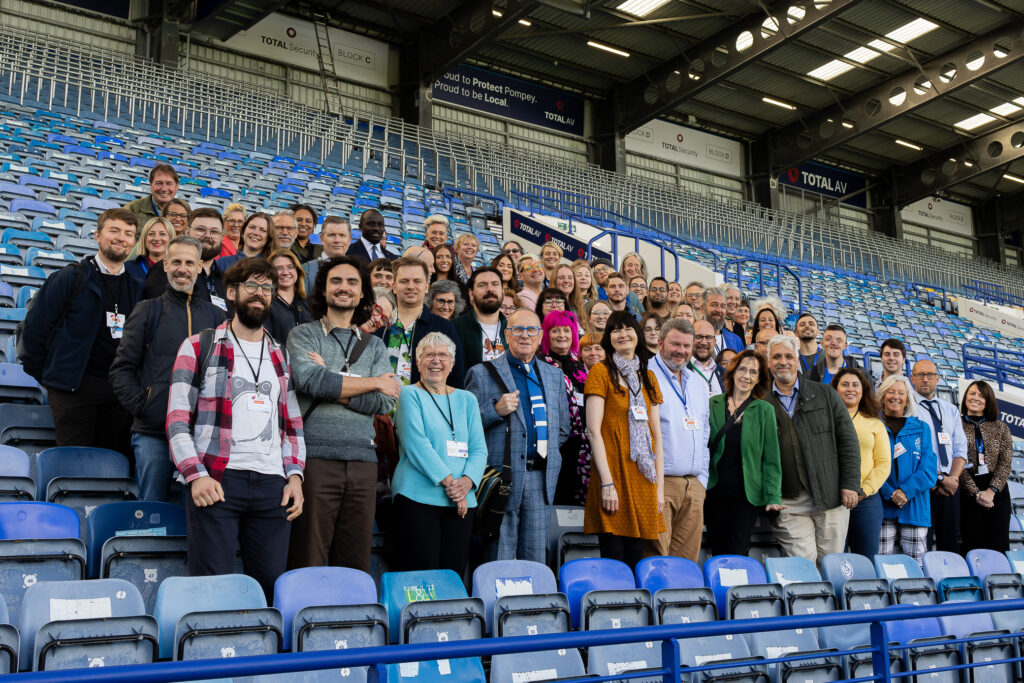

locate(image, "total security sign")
[[432, 64, 584, 137], [778, 161, 867, 208]]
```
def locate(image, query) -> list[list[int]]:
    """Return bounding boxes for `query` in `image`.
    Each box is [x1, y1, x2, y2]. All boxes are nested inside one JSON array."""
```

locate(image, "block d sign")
[[509, 210, 611, 261], [778, 161, 867, 208]]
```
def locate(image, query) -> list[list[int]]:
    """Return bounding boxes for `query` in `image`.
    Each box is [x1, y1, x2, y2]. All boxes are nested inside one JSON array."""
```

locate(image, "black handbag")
[[473, 361, 513, 539]]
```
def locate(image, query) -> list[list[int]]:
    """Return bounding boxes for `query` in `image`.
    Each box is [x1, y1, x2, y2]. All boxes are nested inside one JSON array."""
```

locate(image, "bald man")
[[403, 245, 435, 277], [688, 320, 724, 396]]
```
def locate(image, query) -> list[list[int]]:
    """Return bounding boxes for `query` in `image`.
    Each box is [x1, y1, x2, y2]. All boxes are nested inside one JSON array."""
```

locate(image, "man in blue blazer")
[[465, 308, 570, 563], [702, 286, 746, 353]]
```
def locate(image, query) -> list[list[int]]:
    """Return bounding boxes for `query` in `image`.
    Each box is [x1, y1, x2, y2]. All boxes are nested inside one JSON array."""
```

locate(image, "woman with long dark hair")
[[583, 310, 665, 568]]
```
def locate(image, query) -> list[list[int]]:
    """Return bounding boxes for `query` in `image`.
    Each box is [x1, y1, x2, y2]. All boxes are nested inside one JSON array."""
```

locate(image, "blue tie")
[[923, 400, 949, 468], [522, 364, 548, 458]]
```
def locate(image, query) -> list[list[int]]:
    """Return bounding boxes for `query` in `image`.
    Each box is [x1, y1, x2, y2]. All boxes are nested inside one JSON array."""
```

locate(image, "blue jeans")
[[847, 493, 883, 558], [131, 433, 180, 504]]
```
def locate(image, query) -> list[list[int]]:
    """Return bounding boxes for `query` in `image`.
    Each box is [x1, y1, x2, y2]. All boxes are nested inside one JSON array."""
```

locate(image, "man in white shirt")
[[911, 359, 968, 553], [688, 320, 723, 396], [649, 319, 709, 561]]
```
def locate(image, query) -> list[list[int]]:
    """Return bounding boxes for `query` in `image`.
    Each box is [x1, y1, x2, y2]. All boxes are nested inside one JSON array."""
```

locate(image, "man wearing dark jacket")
[[20, 208, 143, 452], [142, 208, 227, 311], [765, 334, 861, 563], [452, 267, 507, 373], [375, 257, 464, 388], [805, 324, 863, 385], [109, 236, 225, 502]]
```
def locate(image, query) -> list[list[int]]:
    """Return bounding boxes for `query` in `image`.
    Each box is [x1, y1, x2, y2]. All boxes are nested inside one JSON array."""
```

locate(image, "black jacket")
[[21, 258, 144, 392], [805, 354, 863, 383], [375, 307, 465, 388], [346, 239, 397, 264], [108, 286, 226, 436], [266, 295, 313, 346], [452, 310, 508, 374]]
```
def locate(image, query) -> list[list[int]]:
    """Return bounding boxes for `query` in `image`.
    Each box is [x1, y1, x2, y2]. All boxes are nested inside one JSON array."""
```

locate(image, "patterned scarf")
[[612, 352, 656, 482]]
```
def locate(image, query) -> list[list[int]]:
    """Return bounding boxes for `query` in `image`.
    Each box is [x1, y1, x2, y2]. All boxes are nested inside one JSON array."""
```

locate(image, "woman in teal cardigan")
[[705, 349, 784, 556], [393, 332, 488, 574]]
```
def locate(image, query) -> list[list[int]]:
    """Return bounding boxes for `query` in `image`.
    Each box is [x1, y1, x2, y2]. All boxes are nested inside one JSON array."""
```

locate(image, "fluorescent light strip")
[[587, 40, 630, 57], [955, 113, 997, 131], [990, 102, 1022, 116], [492, 9, 502, 16], [762, 96, 796, 110], [1004, 173, 1024, 185], [616, 0, 672, 18], [895, 139, 923, 151], [518, 19, 531, 26], [806, 17, 938, 81]]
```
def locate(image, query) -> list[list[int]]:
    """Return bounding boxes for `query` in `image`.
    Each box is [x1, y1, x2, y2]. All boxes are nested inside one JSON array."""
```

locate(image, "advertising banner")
[[432, 64, 584, 137], [507, 209, 612, 261], [221, 13, 389, 88], [959, 299, 1024, 339], [778, 161, 867, 208], [901, 197, 973, 236], [624, 119, 744, 178]]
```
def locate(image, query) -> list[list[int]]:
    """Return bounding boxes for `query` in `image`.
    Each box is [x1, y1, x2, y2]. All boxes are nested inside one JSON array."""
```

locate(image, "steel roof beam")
[[611, 0, 863, 134], [770, 18, 1024, 171]]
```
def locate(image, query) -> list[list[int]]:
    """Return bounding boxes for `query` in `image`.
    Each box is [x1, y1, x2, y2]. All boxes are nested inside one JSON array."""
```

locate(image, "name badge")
[[938, 432, 952, 446], [396, 356, 412, 381], [246, 394, 271, 413], [446, 440, 469, 458], [106, 311, 125, 339], [893, 442, 907, 458], [977, 454, 989, 475], [573, 391, 584, 408], [631, 404, 648, 421], [210, 295, 227, 312], [683, 417, 699, 431]]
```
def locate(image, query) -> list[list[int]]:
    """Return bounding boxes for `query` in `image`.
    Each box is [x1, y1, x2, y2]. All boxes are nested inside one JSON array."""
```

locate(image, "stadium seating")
[[0, 445, 33, 501], [470, 559, 568, 636], [703, 555, 769, 619], [559, 558, 650, 631], [922, 551, 984, 602], [635, 556, 717, 625], [966, 549, 1023, 600]]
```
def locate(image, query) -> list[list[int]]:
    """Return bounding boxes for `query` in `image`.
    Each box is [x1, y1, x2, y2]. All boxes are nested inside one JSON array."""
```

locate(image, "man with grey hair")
[[703, 286, 745, 354], [273, 209, 297, 249], [303, 216, 351, 294], [725, 286, 744, 337], [110, 235, 226, 502], [765, 334, 861, 563], [422, 214, 449, 250], [649, 318, 709, 561]]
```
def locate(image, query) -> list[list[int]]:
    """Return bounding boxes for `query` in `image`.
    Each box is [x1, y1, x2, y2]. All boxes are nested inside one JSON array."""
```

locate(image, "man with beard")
[[110, 236, 225, 502], [647, 277, 671, 318], [725, 286, 744, 337], [649, 319, 709, 561], [688, 320, 725, 396], [377, 257, 464, 388], [604, 272, 643, 321], [142, 208, 227, 311], [794, 313, 821, 375], [166, 258, 305, 601], [347, 208, 398, 263], [21, 208, 143, 451], [286, 256, 398, 571], [702, 287, 745, 353], [453, 267, 508, 372]]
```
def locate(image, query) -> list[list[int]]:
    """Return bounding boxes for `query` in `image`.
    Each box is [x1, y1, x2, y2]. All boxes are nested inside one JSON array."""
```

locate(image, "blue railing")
[[584, 229, 680, 280], [963, 342, 1024, 391], [14, 598, 1024, 683], [723, 258, 804, 313], [440, 186, 505, 215], [963, 281, 1022, 308], [910, 282, 948, 311]]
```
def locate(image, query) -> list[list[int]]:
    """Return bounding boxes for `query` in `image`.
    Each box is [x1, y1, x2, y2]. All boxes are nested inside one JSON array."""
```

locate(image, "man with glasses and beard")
[[453, 267, 508, 372], [21, 208, 143, 452], [647, 277, 672, 318], [111, 236, 225, 502], [142, 208, 228, 311], [689, 320, 725, 396], [347, 208, 398, 263], [166, 258, 305, 601]]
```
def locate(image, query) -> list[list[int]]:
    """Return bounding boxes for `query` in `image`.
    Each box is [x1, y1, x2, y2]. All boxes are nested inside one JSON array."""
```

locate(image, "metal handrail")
[[723, 259, 804, 313], [963, 342, 1024, 391]]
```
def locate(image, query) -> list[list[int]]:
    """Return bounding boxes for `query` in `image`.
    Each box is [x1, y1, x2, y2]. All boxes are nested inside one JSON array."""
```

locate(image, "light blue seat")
[[491, 648, 584, 683], [0, 536, 86, 632], [19, 578, 155, 671], [703, 555, 767, 619], [471, 559, 566, 636], [763, 556, 835, 616], [748, 628, 839, 683], [559, 558, 647, 630], [0, 363, 42, 406], [588, 641, 663, 683], [966, 549, 1021, 599], [678, 633, 766, 683], [923, 551, 984, 602], [886, 615, 959, 683], [765, 556, 820, 585], [154, 574, 273, 660], [937, 609, 1013, 683], [0, 445, 33, 502], [821, 553, 877, 608], [875, 554, 937, 605], [379, 569, 483, 645], [385, 657, 486, 683]]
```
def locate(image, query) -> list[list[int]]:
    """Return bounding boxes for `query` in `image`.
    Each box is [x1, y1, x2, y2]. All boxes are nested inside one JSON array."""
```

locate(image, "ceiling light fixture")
[[762, 96, 796, 110], [1004, 173, 1024, 184], [806, 17, 938, 82], [895, 139, 923, 151], [841, 121, 854, 129], [587, 40, 630, 57], [616, 0, 672, 17], [492, 9, 502, 17], [518, 18, 531, 26]]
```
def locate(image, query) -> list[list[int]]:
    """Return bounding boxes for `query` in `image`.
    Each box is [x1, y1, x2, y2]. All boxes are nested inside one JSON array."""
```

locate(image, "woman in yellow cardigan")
[[706, 349, 784, 556], [832, 368, 891, 557]]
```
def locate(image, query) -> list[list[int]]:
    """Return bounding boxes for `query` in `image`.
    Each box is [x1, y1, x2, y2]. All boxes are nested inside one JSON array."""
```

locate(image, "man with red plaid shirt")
[[167, 257, 305, 601]]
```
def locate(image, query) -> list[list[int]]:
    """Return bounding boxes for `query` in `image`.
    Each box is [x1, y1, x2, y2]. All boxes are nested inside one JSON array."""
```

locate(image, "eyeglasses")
[[504, 247, 521, 254], [500, 305, 518, 315], [274, 264, 298, 273], [544, 299, 566, 309], [519, 263, 543, 273], [509, 326, 541, 337], [914, 372, 940, 380], [277, 225, 297, 234], [694, 335, 715, 342], [239, 281, 275, 294], [190, 227, 223, 237], [648, 286, 667, 293], [165, 211, 188, 220], [590, 309, 611, 318], [734, 367, 760, 377], [224, 219, 244, 226], [434, 299, 456, 308], [421, 352, 453, 363]]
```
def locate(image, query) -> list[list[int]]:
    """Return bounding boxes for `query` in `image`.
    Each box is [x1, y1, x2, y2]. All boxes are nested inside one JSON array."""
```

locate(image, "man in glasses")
[[123, 163, 189, 229], [647, 276, 672, 318], [911, 358, 967, 553], [273, 210, 298, 250], [688, 320, 725, 396], [166, 257, 305, 601], [142, 208, 227, 311], [466, 308, 570, 563], [347, 208, 397, 263], [502, 240, 525, 266]]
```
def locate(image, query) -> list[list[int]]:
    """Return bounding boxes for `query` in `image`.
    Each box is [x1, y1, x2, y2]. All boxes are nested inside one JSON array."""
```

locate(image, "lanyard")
[[688, 361, 715, 388], [392, 320, 416, 351], [655, 356, 687, 409], [800, 352, 818, 373], [420, 383, 456, 438], [334, 329, 358, 372], [230, 326, 265, 388]]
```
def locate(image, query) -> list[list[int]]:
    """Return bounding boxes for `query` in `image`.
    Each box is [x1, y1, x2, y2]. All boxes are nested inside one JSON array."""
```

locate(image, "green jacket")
[[708, 395, 782, 506], [122, 194, 190, 232]]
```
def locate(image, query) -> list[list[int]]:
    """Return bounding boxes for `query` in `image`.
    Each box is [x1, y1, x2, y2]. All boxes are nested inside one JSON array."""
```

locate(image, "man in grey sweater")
[[286, 256, 399, 572]]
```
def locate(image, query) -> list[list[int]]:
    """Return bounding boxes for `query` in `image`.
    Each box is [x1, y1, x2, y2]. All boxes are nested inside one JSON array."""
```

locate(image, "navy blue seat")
[[35, 447, 129, 502], [86, 500, 185, 577], [0, 404, 54, 457]]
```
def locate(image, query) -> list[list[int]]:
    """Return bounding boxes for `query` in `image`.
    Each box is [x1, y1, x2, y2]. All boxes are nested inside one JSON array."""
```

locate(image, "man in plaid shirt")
[[167, 257, 305, 601]]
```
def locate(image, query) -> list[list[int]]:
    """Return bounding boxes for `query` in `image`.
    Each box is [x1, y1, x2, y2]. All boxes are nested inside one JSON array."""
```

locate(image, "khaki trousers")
[[647, 475, 706, 561], [770, 489, 850, 564]]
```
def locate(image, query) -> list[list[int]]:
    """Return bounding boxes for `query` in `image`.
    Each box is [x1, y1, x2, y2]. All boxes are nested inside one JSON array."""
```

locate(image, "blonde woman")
[[126, 217, 175, 281], [222, 203, 246, 251], [452, 233, 479, 286], [540, 243, 563, 284]]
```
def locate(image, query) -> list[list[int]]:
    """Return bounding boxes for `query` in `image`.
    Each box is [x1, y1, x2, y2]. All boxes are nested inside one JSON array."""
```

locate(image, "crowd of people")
[[17, 164, 1015, 600]]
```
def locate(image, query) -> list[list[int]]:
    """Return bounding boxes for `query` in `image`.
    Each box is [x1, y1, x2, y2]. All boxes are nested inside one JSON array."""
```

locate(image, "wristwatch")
[[937, 474, 945, 482]]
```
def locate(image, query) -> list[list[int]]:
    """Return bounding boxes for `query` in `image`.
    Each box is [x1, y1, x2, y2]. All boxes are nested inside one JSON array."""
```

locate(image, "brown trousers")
[[647, 475, 705, 561]]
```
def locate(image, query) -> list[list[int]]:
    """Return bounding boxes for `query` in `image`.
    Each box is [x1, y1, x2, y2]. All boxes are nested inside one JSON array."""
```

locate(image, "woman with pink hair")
[[541, 310, 592, 505]]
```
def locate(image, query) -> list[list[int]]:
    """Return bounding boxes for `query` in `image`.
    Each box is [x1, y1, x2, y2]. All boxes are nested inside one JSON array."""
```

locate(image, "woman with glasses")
[[393, 332, 487, 572], [222, 203, 246, 252], [453, 234, 479, 286], [541, 310, 592, 506], [266, 249, 312, 344], [500, 291, 519, 319], [490, 253, 520, 293], [426, 280, 465, 321], [162, 198, 189, 237], [517, 255, 545, 312], [361, 287, 395, 335], [126, 217, 175, 281], [536, 287, 568, 322], [583, 310, 665, 568], [585, 299, 613, 335], [959, 380, 1013, 553], [640, 312, 663, 356], [705, 349, 784, 556]]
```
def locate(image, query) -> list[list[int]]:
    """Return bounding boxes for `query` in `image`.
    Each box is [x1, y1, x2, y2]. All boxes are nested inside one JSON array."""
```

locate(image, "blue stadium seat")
[[703, 555, 768, 619], [587, 640, 663, 683], [385, 657, 486, 683], [0, 403, 55, 456], [0, 281, 13, 307], [490, 648, 585, 683], [0, 445, 32, 502], [678, 632, 767, 683], [0, 265, 44, 288], [100, 534, 187, 616], [471, 559, 566, 636], [635, 556, 715, 625], [379, 569, 482, 644], [875, 554, 938, 605], [35, 446, 130, 501], [937, 610, 1014, 683], [923, 551, 984, 602], [635, 556, 704, 593], [0, 363, 44, 405], [559, 558, 646, 630], [966, 549, 1021, 599], [0, 608, 15, 673], [0, 229, 51, 252], [547, 505, 599, 570], [886, 615, 959, 683], [0, 501, 79, 540], [19, 578, 155, 671], [85, 501, 185, 578], [154, 574, 278, 660], [748, 627, 840, 683], [0, 535, 86, 633]]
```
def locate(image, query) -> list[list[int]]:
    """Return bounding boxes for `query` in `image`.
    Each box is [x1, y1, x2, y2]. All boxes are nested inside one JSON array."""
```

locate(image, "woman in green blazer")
[[704, 349, 784, 555]]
